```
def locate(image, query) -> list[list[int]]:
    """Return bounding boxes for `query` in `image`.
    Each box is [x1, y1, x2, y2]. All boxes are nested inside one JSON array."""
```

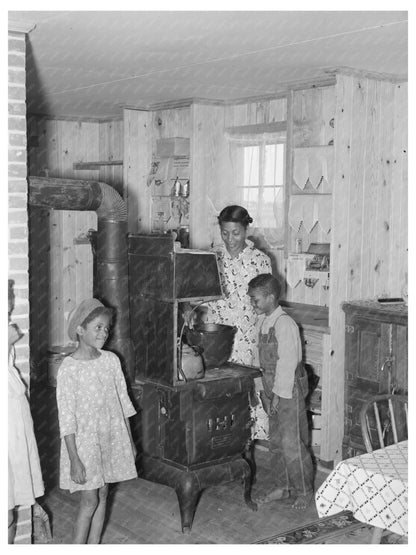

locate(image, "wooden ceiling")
[[10, 10, 408, 119]]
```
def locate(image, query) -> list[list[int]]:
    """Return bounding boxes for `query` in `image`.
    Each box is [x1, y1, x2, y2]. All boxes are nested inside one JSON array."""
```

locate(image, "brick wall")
[[9, 28, 30, 385], [8, 21, 33, 545]]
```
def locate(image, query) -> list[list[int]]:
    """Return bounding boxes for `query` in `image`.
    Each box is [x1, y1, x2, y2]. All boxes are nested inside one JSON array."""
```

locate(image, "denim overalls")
[[259, 313, 314, 497]]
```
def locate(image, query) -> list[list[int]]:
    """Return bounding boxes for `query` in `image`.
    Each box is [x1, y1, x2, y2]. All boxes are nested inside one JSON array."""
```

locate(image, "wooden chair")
[[360, 393, 408, 454], [360, 393, 408, 543]]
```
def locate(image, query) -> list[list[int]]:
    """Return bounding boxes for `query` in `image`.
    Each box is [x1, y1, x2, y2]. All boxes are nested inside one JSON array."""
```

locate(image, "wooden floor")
[[40, 446, 407, 545], [40, 448, 330, 544], [31, 385, 406, 545]]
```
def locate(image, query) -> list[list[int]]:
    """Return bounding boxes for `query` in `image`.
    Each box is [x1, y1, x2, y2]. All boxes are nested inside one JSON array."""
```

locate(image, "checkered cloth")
[[315, 441, 408, 536]]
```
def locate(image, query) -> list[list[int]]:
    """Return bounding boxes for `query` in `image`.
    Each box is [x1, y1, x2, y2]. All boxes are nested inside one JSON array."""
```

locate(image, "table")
[[315, 441, 408, 542]]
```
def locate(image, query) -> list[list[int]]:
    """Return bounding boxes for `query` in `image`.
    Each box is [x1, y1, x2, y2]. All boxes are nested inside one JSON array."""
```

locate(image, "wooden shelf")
[[73, 160, 123, 170], [293, 144, 334, 150], [291, 192, 332, 196]]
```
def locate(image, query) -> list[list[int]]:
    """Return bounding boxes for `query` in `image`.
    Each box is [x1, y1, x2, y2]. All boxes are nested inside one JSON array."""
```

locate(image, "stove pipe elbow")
[[28, 176, 134, 380]]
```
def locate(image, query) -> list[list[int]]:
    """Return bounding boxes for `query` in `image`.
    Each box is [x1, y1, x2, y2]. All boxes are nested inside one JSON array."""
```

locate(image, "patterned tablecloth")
[[315, 441, 408, 536]]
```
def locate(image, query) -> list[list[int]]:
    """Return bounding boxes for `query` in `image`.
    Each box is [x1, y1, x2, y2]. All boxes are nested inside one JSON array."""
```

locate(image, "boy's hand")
[[269, 394, 280, 415], [70, 457, 87, 484]]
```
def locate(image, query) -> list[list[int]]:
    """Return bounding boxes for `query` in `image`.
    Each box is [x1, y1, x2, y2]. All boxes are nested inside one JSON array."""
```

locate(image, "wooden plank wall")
[[124, 107, 191, 234], [28, 117, 123, 362], [327, 75, 408, 462], [123, 109, 152, 233], [190, 103, 228, 249], [99, 120, 124, 195]]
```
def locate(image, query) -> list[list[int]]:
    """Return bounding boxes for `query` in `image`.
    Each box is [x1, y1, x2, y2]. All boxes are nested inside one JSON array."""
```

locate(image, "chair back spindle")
[[360, 394, 408, 453]]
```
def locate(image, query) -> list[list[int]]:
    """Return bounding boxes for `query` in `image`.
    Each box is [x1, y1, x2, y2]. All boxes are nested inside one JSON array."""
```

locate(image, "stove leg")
[[175, 472, 201, 534], [244, 440, 257, 485], [242, 458, 258, 512]]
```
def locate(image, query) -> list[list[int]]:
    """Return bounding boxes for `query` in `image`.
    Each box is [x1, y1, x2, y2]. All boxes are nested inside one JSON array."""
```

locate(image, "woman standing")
[[203, 205, 273, 442], [205, 205, 272, 365]]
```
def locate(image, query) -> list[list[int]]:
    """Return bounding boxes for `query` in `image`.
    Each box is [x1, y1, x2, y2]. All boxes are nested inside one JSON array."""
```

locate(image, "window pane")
[[235, 141, 285, 244], [257, 187, 279, 228], [243, 146, 259, 187], [242, 187, 259, 220], [272, 187, 285, 234], [265, 143, 284, 185]]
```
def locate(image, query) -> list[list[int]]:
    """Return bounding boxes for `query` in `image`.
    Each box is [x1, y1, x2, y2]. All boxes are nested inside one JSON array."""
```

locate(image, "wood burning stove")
[[128, 235, 259, 532]]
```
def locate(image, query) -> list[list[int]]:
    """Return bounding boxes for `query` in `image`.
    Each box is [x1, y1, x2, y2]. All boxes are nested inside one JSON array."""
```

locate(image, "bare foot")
[[256, 488, 290, 504], [291, 492, 314, 510]]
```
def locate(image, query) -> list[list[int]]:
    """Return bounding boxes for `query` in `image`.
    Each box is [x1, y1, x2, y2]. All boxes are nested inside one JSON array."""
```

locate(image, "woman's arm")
[[64, 434, 86, 484]]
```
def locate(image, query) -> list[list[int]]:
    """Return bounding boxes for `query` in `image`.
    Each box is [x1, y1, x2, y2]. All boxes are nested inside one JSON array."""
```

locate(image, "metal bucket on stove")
[[186, 323, 236, 369]]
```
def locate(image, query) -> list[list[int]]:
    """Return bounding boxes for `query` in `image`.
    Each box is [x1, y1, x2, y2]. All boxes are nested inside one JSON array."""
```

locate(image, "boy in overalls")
[[248, 273, 314, 509]]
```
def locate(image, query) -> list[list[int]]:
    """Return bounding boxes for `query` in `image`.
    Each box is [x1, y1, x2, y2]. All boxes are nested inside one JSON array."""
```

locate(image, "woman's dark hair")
[[248, 273, 281, 299], [80, 306, 114, 329], [218, 205, 253, 229]]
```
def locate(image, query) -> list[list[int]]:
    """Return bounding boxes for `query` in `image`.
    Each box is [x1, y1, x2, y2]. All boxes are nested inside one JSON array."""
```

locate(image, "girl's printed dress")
[[8, 348, 44, 509], [205, 240, 271, 440], [57, 350, 137, 493]]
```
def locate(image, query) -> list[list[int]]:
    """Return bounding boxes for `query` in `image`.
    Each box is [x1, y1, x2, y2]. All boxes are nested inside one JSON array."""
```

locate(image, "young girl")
[[56, 298, 137, 544]]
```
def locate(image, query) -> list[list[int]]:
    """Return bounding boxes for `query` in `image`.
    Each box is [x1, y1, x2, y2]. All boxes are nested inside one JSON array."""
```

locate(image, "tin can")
[[295, 238, 302, 253], [180, 179, 190, 198], [172, 177, 181, 197]]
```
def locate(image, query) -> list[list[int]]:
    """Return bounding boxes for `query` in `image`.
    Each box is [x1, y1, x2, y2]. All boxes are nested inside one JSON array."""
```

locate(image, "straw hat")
[[67, 298, 104, 342]]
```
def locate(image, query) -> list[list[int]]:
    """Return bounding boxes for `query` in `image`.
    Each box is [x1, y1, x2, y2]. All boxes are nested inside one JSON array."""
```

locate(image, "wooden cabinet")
[[283, 302, 332, 464], [342, 301, 408, 458]]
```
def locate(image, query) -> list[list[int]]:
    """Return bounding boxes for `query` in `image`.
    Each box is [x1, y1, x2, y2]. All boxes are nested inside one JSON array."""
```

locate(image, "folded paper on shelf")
[[289, 196, 319, 233], [293, 146, 334, 190], [293, 148, 309, 189], [317, 196, 332, 233], [289, 195, 332, 234]]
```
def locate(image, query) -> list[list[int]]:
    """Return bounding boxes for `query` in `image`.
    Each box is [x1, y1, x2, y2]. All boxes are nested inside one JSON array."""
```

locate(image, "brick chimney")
[[8, 16, 36, 545]]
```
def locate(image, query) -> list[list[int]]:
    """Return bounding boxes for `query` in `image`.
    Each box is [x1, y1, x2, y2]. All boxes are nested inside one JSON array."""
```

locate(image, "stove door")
[[187, 392, 252, 465]]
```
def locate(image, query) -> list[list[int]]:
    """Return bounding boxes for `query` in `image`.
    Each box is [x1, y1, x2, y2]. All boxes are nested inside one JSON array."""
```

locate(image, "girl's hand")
[[8, 323, 23, 347], [269, 394, 280, 415], [131, 440, 137, 459], [70, 457, 87, 484], [124, 418, 137, 459]]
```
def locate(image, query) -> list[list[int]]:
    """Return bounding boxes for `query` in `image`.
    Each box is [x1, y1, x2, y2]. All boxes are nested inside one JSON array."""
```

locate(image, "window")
[[241, 142, 285, 226], [235, 140, 286, 246]]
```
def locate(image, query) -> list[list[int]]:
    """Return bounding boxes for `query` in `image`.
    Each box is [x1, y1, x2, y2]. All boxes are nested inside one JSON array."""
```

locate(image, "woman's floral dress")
[[57, 350, 137, 493], [205, 240, 272, 440]]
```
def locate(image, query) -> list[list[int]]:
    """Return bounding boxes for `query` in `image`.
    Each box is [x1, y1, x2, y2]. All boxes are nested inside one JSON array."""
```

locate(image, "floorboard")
[[41, 448, 332, 544]]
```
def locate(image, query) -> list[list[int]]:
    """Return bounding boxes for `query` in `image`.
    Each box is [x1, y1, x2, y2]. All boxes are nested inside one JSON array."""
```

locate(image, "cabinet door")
[[345, 317, 391, 391], [345, 317, 408, 393], [391, 324, 408, 394], [343, 317, 386, 457]]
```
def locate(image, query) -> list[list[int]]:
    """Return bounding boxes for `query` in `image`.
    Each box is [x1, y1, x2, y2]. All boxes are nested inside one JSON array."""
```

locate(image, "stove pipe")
[[28, 176, 134, 380]]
